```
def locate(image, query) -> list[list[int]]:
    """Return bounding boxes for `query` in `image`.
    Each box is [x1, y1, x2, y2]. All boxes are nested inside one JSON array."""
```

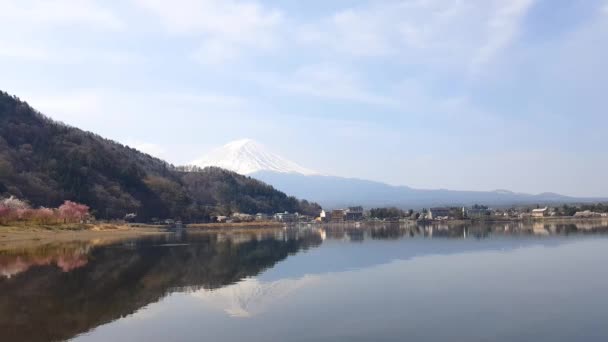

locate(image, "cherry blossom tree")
[[0, 197, 91, 225], [1, 196, 29, 210], [32, 208, 56, 224], [58, 201, 90, 223], [0, 205, 10, 225]]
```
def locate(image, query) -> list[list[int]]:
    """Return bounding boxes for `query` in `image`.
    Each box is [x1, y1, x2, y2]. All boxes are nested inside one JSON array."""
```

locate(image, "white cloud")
[[299, 9, 393, 57], [248, 64, 490, 119], [298, 0, 535, 73], [157, 92, 245, 108], [0, 43, 141, 64], [0, 43, 51, 62], [135, 0, 283, 64], [251, 64, 398, 107], [0, 0, 123, 31], [471, 0, 536, 72], [0, 1, 129, 64], [190, 39, 241, 65]]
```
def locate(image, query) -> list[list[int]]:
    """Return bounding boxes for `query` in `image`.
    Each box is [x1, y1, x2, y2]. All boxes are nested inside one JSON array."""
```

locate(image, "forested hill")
[[0, 91, 321, 221]]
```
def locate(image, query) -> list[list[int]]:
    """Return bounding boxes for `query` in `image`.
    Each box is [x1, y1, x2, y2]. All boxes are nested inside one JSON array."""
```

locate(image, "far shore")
[[317, 216, 608, 225]]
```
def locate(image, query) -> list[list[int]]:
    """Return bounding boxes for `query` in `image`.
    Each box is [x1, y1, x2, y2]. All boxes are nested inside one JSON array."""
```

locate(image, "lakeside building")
[[331, 209, 346, 222], [274, 212, 296, 222], [298, 215, 313, 222], [466, 207, 491, 219], [346, 206, 364, 221], [531, 207, 548, 218], [319, 210, 329, 222], [428, 207, 451, 220], [232, 213, 254, 222], [255, 213, 270, 221]]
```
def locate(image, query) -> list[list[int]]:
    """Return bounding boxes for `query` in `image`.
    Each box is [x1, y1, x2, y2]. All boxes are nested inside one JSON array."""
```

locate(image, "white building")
[[531, 207, 548, 218]]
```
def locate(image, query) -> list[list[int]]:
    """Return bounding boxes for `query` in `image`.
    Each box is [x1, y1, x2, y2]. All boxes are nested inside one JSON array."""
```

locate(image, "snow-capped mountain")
[[191, 139, 318, 176]]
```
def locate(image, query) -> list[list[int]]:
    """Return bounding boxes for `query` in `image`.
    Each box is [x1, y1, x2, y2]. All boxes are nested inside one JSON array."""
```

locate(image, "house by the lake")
[[255, 213, 270, 221], [346, 206, 364, 221], [428, 207, 451, 220], [331, 209, 346, 222], [466, 207, 490, 219], [274, 212, 296, 222], [531, 207, 548, 218]]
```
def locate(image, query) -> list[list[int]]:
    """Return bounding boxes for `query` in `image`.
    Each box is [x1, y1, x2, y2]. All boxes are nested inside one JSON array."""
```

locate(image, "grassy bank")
[[0, 223, 168, 249], [0, 221, 288, 248]]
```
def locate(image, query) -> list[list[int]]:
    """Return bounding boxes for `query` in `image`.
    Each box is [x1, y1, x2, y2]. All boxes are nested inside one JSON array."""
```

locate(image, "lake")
[[2, 220, 608, 341]]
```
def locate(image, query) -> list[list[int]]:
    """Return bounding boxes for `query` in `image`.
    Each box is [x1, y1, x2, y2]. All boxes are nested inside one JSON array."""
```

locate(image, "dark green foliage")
[[557, 203, 608, 216], [180, 167, 321, 217], [0, 91, 321, 221], [578, 203, 608, 213], [369, 207, 407, 220]]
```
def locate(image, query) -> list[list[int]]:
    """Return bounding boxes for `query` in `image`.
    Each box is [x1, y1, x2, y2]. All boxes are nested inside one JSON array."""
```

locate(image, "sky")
[[1, 0, 607, 197]]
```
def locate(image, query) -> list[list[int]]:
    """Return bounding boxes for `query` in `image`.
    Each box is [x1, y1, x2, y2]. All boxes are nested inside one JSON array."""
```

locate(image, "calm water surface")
[[2, 221, 608, 341]]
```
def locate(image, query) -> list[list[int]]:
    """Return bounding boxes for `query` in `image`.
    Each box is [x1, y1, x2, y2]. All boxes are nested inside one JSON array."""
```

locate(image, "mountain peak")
[[224, 138, 256, 149], [191, 139, 319, 176]]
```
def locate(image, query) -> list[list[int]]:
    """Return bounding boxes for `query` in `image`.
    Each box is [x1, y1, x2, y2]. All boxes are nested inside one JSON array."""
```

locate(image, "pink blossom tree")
[[0, 196, 29, 224], [0, 205, 10, 225], [32, 208, 56, 224], [0, 197, 91, 225], [57, 201, 89, 223], [58, 201, 90, 223]]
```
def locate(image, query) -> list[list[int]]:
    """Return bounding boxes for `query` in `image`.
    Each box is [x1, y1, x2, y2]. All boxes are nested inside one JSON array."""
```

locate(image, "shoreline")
[[2, 216, 606, 248], [0, 221, 288, 249], [186, 221, 284, 229]]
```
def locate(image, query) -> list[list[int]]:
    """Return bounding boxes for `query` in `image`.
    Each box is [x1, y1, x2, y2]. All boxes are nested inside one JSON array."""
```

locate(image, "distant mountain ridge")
[[194, 138, 604, 209], [251, 171, 601, 209]]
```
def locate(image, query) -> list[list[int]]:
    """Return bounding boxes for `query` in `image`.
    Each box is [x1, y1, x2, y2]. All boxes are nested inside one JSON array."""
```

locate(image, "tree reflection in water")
[[0, 229, 323, 342]]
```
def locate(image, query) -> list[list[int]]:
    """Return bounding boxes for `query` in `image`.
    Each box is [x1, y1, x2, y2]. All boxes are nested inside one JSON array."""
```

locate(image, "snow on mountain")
[[191, 139, 318, 176]]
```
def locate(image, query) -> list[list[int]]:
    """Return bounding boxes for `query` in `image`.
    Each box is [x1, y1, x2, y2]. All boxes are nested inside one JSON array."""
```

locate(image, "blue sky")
[[1, 0, 607, 196]]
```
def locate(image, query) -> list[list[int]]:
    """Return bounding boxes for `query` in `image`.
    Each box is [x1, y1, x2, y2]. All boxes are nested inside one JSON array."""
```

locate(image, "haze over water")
[[2, 221, 608, 342]]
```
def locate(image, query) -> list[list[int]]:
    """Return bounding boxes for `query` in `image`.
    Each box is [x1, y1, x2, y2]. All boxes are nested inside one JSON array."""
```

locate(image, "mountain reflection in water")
[[1, 220, 608, 342]]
